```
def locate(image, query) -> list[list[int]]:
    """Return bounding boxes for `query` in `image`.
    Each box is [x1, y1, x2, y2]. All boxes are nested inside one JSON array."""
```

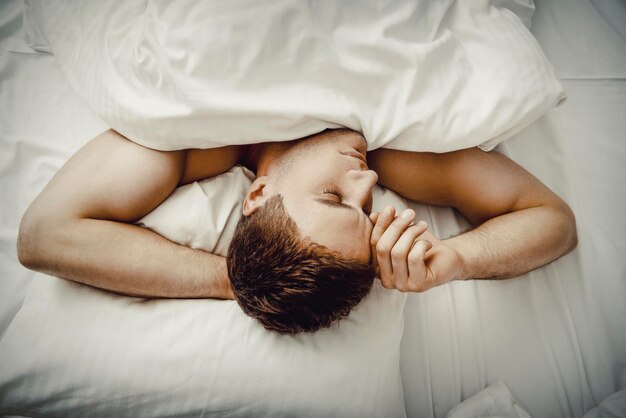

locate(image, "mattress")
[[400, 1, 626, 416], [0, 0, 625, 417]]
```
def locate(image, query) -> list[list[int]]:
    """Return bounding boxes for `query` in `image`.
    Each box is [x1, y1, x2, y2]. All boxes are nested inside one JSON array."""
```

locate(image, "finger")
[[389, 222, 429, 291], [370, 206, 395, 280], [389, 221, 429, 273], [368, 211, 380, 272], [371, 205, 396, 247], [407, 240, 434, 292], [376, 208, 416, 252], [376, 208, 415, 288]]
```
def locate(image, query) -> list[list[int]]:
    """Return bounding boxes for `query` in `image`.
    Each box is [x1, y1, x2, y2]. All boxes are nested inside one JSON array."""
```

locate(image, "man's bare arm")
[[368, 147, 577, 287], [18, 129, 235, 299]]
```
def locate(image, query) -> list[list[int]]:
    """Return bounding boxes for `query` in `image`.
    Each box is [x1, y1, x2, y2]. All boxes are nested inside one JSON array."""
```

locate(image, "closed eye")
[[321, 189, 370, 215], [323, 189, 343, 201]]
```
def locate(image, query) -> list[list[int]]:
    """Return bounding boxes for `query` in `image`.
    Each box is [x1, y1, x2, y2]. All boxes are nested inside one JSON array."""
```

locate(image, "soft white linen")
[[0, 280, 406, 418], [137, 166, 255, 257], [532, 0, 626, 79], [583, 390, 626, 418], [445, 382, 531, 418], [400, 81, 626, 418], [399, 0, 626, 415], [0, 46, 108, 340], [0, 170, 410, 417], [26, 0, 564, 152], [1, 8, 410, 414], [0, 0, 34, 54], [1, 0, 625, 417]]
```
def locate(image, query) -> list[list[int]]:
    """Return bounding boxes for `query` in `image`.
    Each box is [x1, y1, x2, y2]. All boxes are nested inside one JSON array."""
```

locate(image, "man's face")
[[271, 130, 378, 263]]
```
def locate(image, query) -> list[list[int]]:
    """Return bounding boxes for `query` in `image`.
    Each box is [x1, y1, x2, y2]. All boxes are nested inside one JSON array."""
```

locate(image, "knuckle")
[[408, 249, 424, 264], [376, 243, 390, 256], [390, 247, 404, 260], [415, 284, 428, 293], [407, 281, 425, 293]]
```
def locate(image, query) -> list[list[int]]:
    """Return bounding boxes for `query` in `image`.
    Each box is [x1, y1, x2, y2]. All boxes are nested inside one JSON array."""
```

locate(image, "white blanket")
[[26, 0, 563, 152]]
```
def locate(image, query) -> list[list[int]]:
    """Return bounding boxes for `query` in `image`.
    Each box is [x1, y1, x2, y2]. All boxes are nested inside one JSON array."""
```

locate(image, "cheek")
[[340, 228, 372, 263], [354, 242, 373, 264]]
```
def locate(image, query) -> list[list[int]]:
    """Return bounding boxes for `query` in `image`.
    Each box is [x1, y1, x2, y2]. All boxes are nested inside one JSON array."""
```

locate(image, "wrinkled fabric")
[[25, 0, 563, 152]]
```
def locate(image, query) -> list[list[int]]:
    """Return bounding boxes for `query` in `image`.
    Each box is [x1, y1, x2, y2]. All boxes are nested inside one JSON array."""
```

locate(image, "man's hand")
[[368, 148, 577, 284], [370, 206, 464, 293]]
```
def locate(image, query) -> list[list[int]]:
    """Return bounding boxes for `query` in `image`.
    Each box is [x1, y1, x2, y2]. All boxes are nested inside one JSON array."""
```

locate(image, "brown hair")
[[226, 195, 375, 334]]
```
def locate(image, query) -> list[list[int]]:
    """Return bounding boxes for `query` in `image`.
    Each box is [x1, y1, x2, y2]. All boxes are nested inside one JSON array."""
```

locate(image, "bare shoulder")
[[182, 145, 248, 185], [24, 129, 186, 223]]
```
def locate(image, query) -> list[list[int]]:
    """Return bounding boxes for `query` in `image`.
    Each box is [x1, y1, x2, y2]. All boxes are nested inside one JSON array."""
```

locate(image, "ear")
[[242, 176, 271, 216]]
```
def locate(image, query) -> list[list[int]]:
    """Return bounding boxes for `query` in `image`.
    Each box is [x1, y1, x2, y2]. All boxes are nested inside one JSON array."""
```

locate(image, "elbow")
[[558, 202, 578, 255], [17, 211, 49, 271], [567, 216, 578, 253], [17, 215, 38, 270]]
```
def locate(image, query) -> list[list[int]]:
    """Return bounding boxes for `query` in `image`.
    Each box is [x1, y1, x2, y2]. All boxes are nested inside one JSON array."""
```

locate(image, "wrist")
[[215, 266, 236, 300], [441, 238, 469, 281], [200, 254, 235, 299], [222, 279, 236, 300]]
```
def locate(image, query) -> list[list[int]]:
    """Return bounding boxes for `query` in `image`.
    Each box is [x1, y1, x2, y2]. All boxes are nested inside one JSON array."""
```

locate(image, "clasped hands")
[[369, 206, 465, 293]]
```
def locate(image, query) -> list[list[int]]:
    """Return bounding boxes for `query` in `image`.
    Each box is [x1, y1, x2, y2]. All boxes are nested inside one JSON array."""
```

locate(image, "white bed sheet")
[[400, 79, 626, 418], [400, 0, 626, 416], [0, 34, 108, 342], [1, 0, 625, 417]]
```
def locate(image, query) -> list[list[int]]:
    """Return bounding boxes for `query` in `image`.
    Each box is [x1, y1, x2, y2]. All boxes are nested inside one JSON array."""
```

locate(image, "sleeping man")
[[17, 128, 578, 334]]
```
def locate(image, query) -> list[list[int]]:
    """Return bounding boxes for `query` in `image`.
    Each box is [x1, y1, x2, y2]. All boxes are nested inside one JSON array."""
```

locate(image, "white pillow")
[[0, 167, 409, 417], [29, 0, 564, 153], [137, 166, 256, 257]]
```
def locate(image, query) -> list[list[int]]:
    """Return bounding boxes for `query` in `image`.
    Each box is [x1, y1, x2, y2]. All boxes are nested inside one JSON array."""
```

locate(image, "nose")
[[346, 169, 378, 210]]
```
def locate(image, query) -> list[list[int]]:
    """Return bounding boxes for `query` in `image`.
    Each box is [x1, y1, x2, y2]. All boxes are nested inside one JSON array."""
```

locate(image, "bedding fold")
[[26, 0, 563, 152]]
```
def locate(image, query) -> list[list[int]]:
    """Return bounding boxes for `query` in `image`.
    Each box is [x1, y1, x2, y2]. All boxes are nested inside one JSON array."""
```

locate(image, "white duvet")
[[27, 0, 564, 152]]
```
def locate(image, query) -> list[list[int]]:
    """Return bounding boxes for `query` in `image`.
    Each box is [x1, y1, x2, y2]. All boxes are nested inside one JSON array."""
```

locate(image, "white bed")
[[0, 0, 625, 417], [399, 2, 626, 416]]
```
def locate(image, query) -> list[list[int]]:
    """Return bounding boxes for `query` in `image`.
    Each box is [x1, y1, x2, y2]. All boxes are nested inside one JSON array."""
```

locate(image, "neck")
[[242, 142, 291, 176]]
